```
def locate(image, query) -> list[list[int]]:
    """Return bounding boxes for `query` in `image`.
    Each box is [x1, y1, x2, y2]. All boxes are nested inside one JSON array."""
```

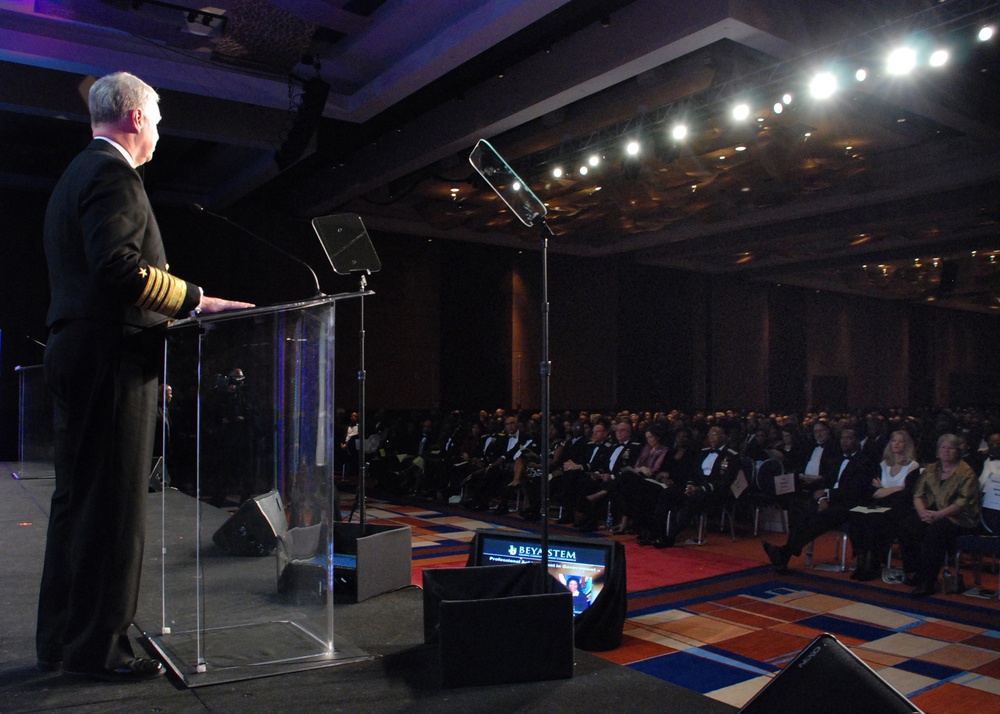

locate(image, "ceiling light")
[[732, 103, 751, 121], [773, 102, 783, 114], [735, 145, 747, 152], [552, 167, 564, 178], [929, 49, 949, 67], [886, 47, 917, 75], [855, 68, 867, 82], [809, 72, 837, 99], [588, 154, 601, 167], [625, 140, 640, 156], [782, 93, 793, 105], [511, 181, 522, 192], [671, 124, 688, 141], [979, 26, 994, 42], [579, 165, 588, 175]]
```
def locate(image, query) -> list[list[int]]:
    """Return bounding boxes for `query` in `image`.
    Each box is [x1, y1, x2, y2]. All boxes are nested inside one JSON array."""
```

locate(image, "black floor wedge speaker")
[[212, 490, 287, 556]]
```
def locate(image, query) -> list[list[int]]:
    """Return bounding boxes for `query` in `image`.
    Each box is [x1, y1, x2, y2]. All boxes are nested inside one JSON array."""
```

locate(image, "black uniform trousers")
[[36, 319, 161, 671]]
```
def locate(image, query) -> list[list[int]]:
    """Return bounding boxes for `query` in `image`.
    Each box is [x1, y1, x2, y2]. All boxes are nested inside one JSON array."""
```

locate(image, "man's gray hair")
[[88, 72, 159, 128]]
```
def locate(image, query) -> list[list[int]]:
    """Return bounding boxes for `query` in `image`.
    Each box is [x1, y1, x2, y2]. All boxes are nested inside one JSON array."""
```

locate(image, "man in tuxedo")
[[763, 426, 877, 573], [465, 415, 536, 513], [645, 425, 741, 547], [554, 419, 612, 526], [37, 72, 252, 682], [783, 419, 842, 533]]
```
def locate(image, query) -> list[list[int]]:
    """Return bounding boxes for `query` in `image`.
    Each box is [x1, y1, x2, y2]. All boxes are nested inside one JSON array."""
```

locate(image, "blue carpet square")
[[894, 658, 964, 680], [629, 650, 763, 694], [797, 614, 893, 641]]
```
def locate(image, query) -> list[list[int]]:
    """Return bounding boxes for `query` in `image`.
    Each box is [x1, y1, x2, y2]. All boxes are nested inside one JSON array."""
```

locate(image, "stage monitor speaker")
[[212, 490, 287, 556], [738, 633, 921, 713]]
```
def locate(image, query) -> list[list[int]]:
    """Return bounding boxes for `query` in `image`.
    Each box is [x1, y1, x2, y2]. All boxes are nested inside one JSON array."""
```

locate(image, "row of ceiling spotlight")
[[546, 22, 995, 180]]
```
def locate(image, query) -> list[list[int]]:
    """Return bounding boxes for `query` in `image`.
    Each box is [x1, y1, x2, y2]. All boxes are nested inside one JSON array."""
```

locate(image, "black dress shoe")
[[762, 542, 790, 574], [636, 534, 655, 546], [520, 509, 541, 521], [490, 504, 510, 515], [576, 518, 598, 533], [653, 534, 676, 549], [65, 657, 166, 683], [912, 582, 938, 597]]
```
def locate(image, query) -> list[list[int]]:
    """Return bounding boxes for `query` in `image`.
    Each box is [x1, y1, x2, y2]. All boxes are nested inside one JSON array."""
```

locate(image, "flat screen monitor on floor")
[[470, 529, 614, 615]]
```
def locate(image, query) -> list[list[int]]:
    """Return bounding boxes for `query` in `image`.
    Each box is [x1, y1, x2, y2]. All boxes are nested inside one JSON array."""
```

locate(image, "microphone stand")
[[356, 272, 369, 530], [538, 219, 554, 576], [192, 204, 323, 297]]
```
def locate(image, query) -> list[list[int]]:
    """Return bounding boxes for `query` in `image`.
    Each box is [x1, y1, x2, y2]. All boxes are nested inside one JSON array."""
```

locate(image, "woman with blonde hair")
[[847, 430, 921, 581]]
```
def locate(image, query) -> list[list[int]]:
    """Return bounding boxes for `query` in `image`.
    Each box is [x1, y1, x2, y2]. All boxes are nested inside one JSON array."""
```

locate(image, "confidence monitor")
[[468, 529, 626, 650]]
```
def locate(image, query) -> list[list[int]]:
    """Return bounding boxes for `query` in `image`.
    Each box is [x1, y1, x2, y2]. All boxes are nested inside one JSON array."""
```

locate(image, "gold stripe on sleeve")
[[136, 265, 187, 316]]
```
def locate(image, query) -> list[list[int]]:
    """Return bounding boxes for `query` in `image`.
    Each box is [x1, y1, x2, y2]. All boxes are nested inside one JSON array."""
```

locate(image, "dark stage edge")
[[0, 467, 736, 714]]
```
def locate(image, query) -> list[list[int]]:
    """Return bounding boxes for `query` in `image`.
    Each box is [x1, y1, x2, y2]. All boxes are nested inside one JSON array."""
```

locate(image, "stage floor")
[[0, 468, 733, 714]]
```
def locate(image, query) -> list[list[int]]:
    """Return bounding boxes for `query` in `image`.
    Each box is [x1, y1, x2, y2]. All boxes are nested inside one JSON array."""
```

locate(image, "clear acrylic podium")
[[12, 364, 54, 479], [145, 293, 373, 686]]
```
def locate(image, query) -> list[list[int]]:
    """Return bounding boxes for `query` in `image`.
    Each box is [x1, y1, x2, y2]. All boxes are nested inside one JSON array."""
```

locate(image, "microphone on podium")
[[191, 204, 323, 297]]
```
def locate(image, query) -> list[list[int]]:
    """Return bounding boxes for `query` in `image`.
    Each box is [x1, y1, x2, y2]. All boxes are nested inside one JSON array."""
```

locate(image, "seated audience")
[[643, 425, 741, 548], [611, 421, 671, 536], [763, 426, 877, 572], [554, 418, 612, 528], [574, 419, 642, 532]]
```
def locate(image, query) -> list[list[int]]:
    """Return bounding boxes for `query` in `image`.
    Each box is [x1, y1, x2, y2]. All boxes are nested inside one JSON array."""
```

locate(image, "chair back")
[[754, 458, 783, 494], [981, 505, 1000, 536]]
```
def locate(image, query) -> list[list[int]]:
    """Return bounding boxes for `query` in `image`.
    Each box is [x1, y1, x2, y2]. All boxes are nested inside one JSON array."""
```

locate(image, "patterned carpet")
[[361, 497, 1000, 713]]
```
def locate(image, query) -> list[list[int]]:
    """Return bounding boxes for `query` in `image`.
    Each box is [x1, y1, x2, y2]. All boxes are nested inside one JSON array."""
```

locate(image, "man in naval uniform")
[[36, 72, 252, 682]]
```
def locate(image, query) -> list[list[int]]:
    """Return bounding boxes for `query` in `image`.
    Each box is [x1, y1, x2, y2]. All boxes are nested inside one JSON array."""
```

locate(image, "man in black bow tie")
[[763, 426, 877, 572]]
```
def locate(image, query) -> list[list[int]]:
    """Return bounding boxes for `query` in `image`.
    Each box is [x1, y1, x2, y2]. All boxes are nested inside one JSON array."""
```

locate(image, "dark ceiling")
[[2, 0, 999, 311]]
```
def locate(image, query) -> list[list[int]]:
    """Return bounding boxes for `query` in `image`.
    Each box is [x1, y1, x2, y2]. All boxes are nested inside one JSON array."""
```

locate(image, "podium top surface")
[[167, 291, 373, 330]]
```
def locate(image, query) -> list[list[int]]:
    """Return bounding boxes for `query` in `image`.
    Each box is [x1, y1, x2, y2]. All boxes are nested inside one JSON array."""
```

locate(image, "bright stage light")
[[588, 154, 601, 167], [855, 68, 867, 82], [732, 103, 751, 121], [625, 140, 640, 156], [979, 26, 994, 42], [886, 47, 917, 75], [671, 124, 687, 141], [552, 167, 563, 178], [782, 93, 793, 105], [809, 72, 837, 99], [929, 49, 949, 67], [512, 181, 522, 192], [579, 165, 588, 176], [773, 102, 783, 114]]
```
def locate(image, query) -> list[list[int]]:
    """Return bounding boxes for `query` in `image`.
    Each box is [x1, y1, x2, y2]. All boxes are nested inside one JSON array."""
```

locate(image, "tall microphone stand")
[[355, 272, 369, 529], [469, 140, 553, 577], [537, 219, 554, 575]]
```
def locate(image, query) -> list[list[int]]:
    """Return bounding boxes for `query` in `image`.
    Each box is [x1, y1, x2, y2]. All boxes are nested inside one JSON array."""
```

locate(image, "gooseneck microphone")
[[191, 204, 323, 297]]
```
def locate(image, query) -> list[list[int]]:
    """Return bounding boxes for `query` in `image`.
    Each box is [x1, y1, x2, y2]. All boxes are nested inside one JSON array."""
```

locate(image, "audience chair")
[[953, 502, 1000, 598], [805, 529, 850, 572], [749, 458, 788, 536]]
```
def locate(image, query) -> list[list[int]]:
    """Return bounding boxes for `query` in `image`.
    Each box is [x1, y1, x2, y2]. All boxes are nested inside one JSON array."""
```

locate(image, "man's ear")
[[128, 108, 143, 132]]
